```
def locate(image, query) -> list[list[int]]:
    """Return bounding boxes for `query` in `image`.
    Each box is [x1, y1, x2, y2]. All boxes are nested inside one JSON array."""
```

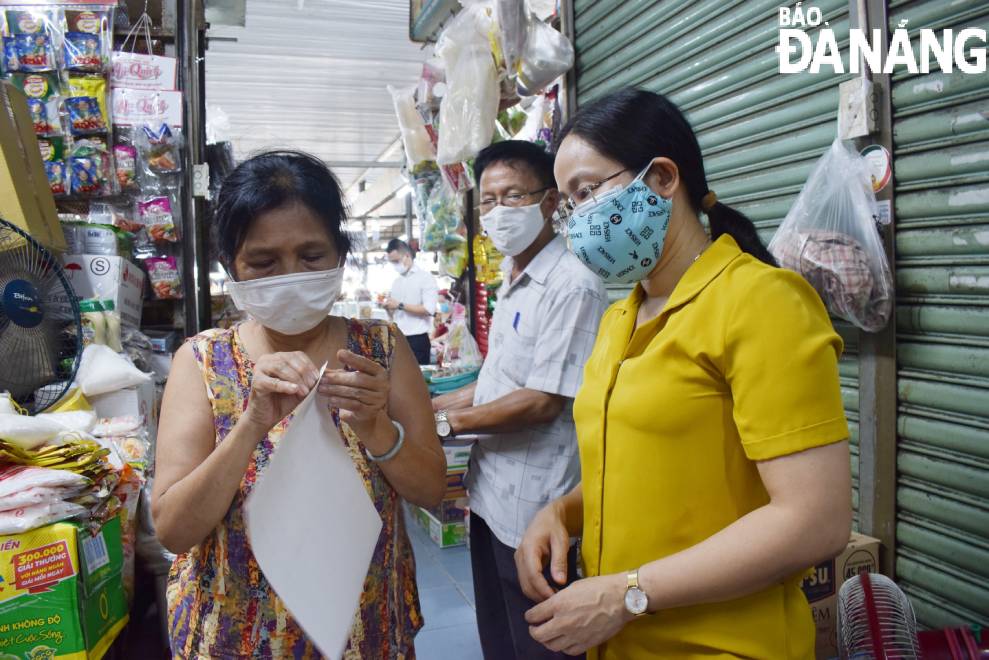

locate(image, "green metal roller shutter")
[[889, 0, 989, 630], [573, 0, 862, 512]]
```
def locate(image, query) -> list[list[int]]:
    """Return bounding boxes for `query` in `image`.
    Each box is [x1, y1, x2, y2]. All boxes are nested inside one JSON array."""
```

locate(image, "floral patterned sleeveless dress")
[[166, 319, 422, 659]]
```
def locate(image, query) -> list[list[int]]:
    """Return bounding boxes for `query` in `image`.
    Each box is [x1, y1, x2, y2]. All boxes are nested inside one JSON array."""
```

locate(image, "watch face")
[[625, 587, 648, 615], [437, 420, 451, 437]]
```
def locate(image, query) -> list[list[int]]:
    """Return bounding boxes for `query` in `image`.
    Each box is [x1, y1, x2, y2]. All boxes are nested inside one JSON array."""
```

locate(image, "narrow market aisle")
[[408, 512, 483, 659]]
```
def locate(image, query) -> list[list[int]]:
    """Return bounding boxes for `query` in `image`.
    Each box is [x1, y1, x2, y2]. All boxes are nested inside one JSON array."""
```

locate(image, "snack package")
[[66, 95, 107, 135], [63, 10, 108, 73], [113, 143, 138, 191], [138, 123, 181, 174], [68, 140, 111, 197], [2, 37, 18, 73], [145, 255, 182, 299], [138, 196, 178, 242], [68, 75, 109, 125], [45, 159, 67, 196], [5, 9, 56, 72], [12, 72, 61, 136]]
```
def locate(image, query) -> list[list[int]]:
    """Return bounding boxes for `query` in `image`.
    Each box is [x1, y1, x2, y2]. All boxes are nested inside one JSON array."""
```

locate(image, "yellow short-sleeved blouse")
[[575, 235, 849, 659]]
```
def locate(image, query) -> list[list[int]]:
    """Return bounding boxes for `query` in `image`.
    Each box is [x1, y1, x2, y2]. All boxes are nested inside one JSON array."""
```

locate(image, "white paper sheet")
[[245, 365, 382, 659]]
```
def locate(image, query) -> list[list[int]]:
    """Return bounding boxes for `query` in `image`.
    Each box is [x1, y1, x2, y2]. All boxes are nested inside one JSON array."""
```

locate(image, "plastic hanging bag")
[[517, 17, 574, 96], [768, 138, 893, 332], [443, 307, 483, 373], [388, 84, 436, 166], [496, 0, 528, 74], [435, 3, 500, 165]]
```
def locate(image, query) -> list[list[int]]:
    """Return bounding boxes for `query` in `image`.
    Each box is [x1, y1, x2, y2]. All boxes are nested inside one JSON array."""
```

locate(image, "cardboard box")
[[0, 516, 129, 659], [61, 255, 146, 327], [801, 532, 880, 659], [0, 81, 65, 251], [445, 467, 466, 500], [426, 496, 468, 525], [443, 442, 472, 469], [414, 507, 467, 548]]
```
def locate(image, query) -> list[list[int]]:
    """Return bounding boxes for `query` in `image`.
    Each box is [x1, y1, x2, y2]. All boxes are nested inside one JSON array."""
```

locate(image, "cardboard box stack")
[[801, 532, 881, 659], [0, 516, 128, 659], [413, 440, 472, 548]]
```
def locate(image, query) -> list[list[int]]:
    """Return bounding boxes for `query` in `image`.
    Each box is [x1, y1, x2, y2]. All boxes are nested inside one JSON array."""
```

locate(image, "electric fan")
[[838, 571, 921, 659], [0, 218, 82, 413]]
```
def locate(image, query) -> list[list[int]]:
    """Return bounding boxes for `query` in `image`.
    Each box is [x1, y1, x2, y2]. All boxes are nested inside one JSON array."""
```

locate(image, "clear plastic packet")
[[3, 9, 57, 72], [769, 138, 893, 332], [68, 139, 112, 197], [517, 17, 574, 96], [11, 72, 62, 136], [62, 9, 110, 73], [138, 122, 182, 175]]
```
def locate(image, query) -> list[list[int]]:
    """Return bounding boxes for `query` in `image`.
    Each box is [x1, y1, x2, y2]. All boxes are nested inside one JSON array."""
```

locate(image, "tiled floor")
[[408, 512, 484, 659]]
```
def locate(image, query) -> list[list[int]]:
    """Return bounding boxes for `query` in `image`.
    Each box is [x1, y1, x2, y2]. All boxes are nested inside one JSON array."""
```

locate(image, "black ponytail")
[[558, 88, 777, 266]]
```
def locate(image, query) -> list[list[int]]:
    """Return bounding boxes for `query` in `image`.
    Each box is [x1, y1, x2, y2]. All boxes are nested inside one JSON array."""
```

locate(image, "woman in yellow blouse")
[[515, 88, 852, 659]]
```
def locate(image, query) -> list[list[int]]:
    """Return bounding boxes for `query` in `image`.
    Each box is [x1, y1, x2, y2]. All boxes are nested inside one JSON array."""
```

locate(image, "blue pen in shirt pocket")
[[513, 311, 521, 333]]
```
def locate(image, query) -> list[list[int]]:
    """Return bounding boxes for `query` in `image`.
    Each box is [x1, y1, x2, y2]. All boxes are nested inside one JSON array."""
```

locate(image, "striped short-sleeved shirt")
[[466, 235, 607, 548]]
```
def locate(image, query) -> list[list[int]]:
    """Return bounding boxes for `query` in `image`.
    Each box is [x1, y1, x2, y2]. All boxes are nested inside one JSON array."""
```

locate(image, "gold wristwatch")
[[624, 569, 649, 616]]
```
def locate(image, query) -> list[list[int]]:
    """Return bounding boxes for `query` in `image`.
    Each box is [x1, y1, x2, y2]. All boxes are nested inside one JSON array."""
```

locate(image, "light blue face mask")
[[439, 302, 450, 314], [566, 165, 672, 284]]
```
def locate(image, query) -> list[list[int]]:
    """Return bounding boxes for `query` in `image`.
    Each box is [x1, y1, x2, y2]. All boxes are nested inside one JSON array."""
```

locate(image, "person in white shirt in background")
[[431, 140, 608, 660], [386, 239, 439, 364]]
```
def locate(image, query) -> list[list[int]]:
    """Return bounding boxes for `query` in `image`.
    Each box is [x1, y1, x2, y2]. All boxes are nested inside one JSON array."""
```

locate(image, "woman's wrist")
[[359, 412, 399, 456]]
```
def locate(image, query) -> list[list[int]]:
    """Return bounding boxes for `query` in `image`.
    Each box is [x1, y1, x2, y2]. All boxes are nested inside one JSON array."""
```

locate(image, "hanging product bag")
[[769, 138, 893, 332]]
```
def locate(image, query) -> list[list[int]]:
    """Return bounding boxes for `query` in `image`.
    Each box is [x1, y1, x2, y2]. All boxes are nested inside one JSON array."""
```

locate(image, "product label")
[[110, 54, 177, 92], [17, 16, 40, 34], [110, 88, 182, 127], [76, 12, 100, 34], [80, 532, 108, 575], [12, 542, 74, 592], [22, 75, 47, 99]]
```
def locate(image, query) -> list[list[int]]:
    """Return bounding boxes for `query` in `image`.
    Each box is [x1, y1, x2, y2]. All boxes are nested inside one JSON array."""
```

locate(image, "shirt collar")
[[501, 234, 567, 289], [615, 234, 744, 316]]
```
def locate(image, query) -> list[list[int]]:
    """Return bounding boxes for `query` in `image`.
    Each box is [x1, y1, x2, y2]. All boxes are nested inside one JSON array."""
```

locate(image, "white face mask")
[[480, 199, 548, 257], [226, 267, 344, 335], [392, 260, 410, 275]]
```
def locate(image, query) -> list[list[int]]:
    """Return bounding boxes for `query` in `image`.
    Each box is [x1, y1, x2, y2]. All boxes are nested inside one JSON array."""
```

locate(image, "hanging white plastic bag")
[[496, 0, 529, 74], [769, 138, 893, 332], [435, 4, 500, 165], [388, 85, 435, 166], [517, 17, 574, 96]]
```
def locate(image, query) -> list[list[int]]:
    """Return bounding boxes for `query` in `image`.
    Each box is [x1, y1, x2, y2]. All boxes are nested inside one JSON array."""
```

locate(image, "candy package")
[[68, 140, 111, 197], [5, 9, 57, 72], [145, 255, 182, 299], [45, 160, 67, 196], [12, 72, 61, 136], [138, 196, 177, 242], [68, 75, 109, 123], [63, 10, 109, 73], [113, 143, 138, 191], [2, 37, 17, 73], [138, 123, 181, 174], [66, 95, 107, 135]]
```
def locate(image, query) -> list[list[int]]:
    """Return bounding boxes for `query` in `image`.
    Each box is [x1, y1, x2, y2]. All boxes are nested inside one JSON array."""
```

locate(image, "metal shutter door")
[[889, 0, 989, 630], [572, 0, 862, 513]]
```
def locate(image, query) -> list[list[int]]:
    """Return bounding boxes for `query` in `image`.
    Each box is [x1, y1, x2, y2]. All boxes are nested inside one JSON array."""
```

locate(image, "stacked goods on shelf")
[[412, 445, 470, 548]]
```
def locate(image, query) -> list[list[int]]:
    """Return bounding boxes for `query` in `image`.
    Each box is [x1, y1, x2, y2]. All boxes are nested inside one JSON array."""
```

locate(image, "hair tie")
[[701, 190, 718, 212]]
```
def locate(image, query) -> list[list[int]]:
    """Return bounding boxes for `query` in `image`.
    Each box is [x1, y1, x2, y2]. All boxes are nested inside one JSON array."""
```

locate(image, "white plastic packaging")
[[76, 344, 152, 397], [0, 413, 64, 450], [388, 85, 436, 166], [0, 501, 89, 534], [435, 4, 500, 165]]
